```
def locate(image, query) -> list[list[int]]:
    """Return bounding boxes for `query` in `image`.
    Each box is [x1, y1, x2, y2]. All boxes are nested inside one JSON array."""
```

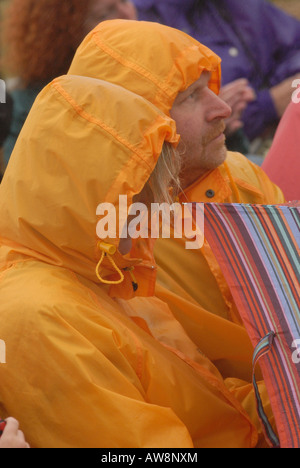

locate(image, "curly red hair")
[[3, 0, 93, 86]]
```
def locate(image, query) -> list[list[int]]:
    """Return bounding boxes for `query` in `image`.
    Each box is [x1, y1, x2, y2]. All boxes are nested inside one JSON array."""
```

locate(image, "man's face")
[[170, 71, 231, 189], [84, 0, 137, 35]]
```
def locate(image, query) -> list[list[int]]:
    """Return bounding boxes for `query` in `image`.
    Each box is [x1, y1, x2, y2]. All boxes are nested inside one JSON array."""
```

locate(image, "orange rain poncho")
[[68, 19, 282, 430], [0, 75, 260, 448]]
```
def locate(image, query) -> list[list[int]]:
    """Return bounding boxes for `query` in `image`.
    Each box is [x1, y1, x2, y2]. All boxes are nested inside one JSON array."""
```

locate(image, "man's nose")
[[207, 92, 232, 122]]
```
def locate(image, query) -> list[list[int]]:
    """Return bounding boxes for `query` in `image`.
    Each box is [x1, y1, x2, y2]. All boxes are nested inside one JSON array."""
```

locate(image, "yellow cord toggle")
[[98, 242, 117, 256], [96, 242, 125, 285]]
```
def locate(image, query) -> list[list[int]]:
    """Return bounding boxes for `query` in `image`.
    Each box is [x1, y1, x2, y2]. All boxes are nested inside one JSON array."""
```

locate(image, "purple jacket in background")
[[133, 0, 300, 140]]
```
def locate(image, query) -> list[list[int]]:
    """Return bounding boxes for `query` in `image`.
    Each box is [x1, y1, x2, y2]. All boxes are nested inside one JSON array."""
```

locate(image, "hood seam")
[[51, 79, 154, 171], [91, 32, 174, 98]]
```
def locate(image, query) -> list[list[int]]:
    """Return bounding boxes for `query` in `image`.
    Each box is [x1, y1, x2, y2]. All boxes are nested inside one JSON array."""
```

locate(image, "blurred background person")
[[133, 0, 300, 158], [261, 1, 300, 202], [262, 100, 300, 201], [1, 0, 137, 168]]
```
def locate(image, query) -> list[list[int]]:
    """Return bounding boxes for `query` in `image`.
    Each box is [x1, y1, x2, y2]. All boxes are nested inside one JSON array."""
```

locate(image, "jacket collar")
[[180, 165, 232, 204]]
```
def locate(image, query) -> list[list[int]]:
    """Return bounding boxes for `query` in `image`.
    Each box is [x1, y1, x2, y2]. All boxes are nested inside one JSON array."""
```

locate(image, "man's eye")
[[187, 91, 197, 100]]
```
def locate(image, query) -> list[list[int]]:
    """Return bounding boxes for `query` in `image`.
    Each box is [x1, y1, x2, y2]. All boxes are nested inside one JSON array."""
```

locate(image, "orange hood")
[[0, 75, 178, 292], [68, 19, 221, 114]]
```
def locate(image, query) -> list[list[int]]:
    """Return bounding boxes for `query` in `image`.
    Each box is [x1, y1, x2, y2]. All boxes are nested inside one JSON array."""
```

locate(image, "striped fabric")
[[200, 202, 300, 448]]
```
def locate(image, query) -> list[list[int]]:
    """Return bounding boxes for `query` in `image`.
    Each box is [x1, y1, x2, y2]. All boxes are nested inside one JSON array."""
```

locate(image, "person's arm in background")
[[242, 0, 300, 140]]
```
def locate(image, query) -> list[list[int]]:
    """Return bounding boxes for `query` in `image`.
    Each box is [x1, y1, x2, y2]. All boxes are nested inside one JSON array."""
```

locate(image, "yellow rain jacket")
[[0, 75, 260, 448], [68, 19, 281, 433], [154, 152, 285, 378]]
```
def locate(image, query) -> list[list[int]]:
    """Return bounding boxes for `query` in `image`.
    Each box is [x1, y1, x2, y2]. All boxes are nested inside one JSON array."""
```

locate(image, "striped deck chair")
[[198, 201, 300, 448]]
